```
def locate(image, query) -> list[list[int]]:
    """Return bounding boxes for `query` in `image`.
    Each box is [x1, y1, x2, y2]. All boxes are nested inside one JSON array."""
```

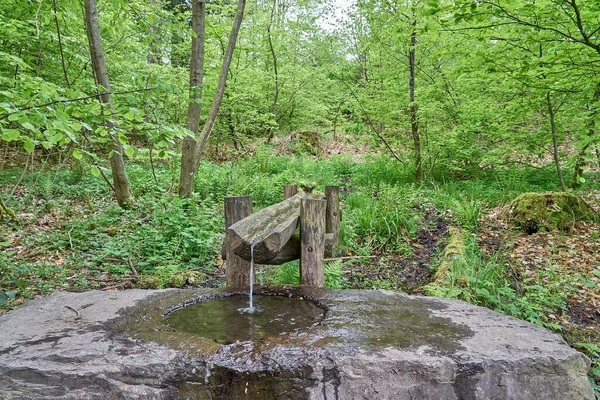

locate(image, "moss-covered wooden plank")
[[228, 193, 304, 263]]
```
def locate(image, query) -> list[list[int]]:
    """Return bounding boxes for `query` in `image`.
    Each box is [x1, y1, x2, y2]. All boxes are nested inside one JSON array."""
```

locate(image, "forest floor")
[[1, 140, 599, 395]]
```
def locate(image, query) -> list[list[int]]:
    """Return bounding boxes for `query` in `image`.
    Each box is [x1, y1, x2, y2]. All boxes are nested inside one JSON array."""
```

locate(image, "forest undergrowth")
[[1, 144, 599, 395]]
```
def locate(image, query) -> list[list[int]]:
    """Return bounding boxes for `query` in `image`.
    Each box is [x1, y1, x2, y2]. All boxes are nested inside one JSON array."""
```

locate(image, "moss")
[[169, 271, 206, 288], [506, 192, 598, 233], [564, 326, 600, 345], [431, 226, 464, 287], [137, 275, 164, 289]]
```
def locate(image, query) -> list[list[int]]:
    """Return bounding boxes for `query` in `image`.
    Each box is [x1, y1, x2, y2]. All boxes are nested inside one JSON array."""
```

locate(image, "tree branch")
[[0, 88, 156, 120]]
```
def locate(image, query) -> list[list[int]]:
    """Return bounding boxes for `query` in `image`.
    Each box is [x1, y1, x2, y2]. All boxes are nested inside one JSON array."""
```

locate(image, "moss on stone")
[[169, 271, 205, 288], [506, 192, 598, 234], [137, 275, 164, 289]]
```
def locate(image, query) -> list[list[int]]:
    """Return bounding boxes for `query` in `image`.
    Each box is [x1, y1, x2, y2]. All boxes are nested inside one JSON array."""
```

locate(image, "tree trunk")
[[409, 20, 421, 184], [571, 83, 599, 189], [83, 0, 132, 209], [266, 0, 279, 143], [147, 0, 158, 64], [192, 0, 246, 170], [52, 0, 70, 88], [546, 91, 566, 191], [179, 0, 206, 198]]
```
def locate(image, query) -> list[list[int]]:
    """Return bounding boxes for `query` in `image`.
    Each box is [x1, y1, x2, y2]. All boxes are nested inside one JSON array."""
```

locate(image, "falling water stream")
[[249, 243, 254, 310], [238, 243, 255, 314]]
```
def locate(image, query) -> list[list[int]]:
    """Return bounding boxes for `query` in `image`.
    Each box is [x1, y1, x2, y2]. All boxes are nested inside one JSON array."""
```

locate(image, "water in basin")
[[168, 294, 325, 344]]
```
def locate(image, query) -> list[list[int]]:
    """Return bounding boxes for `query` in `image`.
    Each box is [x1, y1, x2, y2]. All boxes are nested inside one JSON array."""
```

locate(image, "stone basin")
[[0, 287, 594, 399]]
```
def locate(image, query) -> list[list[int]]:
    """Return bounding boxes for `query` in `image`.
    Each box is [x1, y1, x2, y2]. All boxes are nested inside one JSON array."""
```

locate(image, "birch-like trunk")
[[83, 0, 132, 209], [547, 91, 567, 191], [192, 0, 247, 171], [179, 0, 206, 198], [409, 19, 421, 184]]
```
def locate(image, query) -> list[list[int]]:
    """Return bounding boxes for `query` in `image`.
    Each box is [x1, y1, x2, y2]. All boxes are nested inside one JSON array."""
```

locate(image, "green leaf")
[[1, 129, 20, 142], [90, 166, 101, 177], [73, 149, 83, 160], [54, 109, 69, 122], [123, 145, 134, 158], [21, 121, 36, 131], [23, 140, 34, 153]]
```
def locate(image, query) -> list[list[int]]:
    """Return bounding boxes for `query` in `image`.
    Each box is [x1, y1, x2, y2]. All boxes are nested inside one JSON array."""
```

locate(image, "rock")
[[506, 192, 598, 234], [0, 288, 594, 399]]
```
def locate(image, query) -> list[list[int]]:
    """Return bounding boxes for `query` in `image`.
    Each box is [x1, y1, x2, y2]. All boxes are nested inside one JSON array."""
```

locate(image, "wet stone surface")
[[0, 288, 595, 399], [167, 294, 325, 344]]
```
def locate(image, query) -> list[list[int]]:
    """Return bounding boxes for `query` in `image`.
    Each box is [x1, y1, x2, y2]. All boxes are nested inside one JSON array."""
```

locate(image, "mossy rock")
[[136, 275, 164, 289], [506, 192, 598, 234], [168, 271, 206, 288]]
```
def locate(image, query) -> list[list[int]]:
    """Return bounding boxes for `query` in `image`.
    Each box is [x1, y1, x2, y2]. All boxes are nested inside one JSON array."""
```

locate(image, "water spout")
[[249, 242, 254, 310], [238, 243, 255, 314]]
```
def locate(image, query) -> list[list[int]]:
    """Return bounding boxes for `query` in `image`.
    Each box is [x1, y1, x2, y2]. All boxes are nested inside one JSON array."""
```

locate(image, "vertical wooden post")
[[224, 196, 253, 289], [284, 184, 298, 200], [325, 186, 341, 258], [300, 198, 326, 287]]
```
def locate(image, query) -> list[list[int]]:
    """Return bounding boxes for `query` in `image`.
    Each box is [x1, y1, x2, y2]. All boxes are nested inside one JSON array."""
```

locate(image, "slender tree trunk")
[[179, 0, 206, 198], [409, 19, 421, 183], [192, 0, 246, 170], [84, 0, 132, 208], [546, 91, 566, 191], [52, 0, 70, 88], [570, 126, 594, 189], [266, 0, 279, 142], [147, 0, 157, 64], [571, 83, 599, 188]]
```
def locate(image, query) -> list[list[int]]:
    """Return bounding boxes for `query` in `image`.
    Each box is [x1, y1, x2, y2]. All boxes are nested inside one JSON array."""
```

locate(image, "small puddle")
[[168, 294, 325, 344]]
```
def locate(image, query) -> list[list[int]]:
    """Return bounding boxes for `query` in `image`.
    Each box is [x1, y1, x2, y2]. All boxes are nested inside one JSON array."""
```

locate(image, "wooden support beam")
[[223, 233, 336, 265], [300, 198, 326, 287], [224, 196, 253, 289], [228, 193, 303, 263], [325, 186, 340, 257], [284, 184, 298, 200]]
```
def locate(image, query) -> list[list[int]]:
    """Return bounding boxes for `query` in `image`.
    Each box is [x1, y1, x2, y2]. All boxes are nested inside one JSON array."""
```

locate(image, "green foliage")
[[266, 259, 347, 289], [425, 233, 573, 331], [344, 184, 420, 253]]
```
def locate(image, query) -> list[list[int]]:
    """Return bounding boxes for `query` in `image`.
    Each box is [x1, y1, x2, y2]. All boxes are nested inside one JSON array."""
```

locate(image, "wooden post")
[[224, 196, 252, 289], [284, 184, 298, 200], [300, 198, 326, 287], [325, 186, 341, 257]]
